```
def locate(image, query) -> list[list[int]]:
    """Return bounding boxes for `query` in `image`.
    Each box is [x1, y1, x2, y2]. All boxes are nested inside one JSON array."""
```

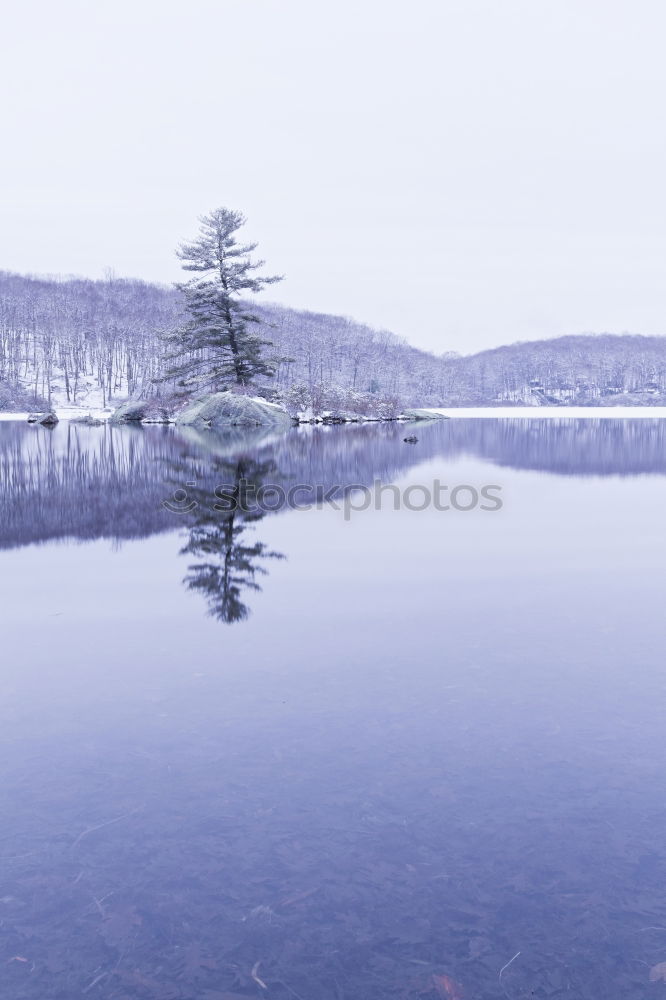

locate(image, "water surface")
[[1, 418, 666, 1000]]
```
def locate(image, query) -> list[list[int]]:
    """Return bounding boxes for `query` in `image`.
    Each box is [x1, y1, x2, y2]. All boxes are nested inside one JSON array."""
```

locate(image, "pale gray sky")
[[2, 0, 665, 354]]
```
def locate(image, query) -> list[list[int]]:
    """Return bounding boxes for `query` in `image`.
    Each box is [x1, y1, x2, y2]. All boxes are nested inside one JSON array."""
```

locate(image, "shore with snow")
[[423, 406, 666, 419], [4, 403, 666, 424], [0, 406, 113, 423]]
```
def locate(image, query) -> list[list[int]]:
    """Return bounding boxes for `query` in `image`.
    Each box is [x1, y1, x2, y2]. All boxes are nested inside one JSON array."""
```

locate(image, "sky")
[[1, 0, 665, 355]]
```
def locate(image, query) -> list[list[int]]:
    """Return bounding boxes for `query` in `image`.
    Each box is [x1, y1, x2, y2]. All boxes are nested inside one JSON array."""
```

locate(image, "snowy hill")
[[2, 270, 666, 414]]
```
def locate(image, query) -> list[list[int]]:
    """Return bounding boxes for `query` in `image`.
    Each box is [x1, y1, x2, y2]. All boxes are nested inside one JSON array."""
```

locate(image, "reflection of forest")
[[452, 418, 666, 476], [0, 423, 174, 549], [3, 417, 665, 624], [2, 417, 666, 552]]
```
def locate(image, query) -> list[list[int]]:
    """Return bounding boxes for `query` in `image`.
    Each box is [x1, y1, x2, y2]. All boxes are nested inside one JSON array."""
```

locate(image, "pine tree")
[[160, 208, 282, 391]]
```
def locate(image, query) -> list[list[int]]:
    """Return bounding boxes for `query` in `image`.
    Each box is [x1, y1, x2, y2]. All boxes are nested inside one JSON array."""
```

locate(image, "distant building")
[[553, 383, 576, 401], [575, 380, 600, 398]]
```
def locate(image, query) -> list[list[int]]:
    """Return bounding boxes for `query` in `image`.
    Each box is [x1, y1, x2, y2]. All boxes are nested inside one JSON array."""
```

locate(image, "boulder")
[[27, 411, 58, 426], [109, 399, 173, 424], [70, 414, 104, 426], [320, 411, 363, 424], [175, 392, 293, 431], [401, 408, 450, 421]]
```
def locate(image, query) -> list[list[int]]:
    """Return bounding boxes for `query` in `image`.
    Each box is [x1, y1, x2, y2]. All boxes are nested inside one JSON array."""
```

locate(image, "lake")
[[1, 417, 666, 1000]]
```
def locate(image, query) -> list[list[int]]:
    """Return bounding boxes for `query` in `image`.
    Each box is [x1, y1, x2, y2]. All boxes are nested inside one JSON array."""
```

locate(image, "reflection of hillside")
[[436, 419, 666, 476], [0, 423, 178, 549], [0, 423, 424, 551], [185, 419, 666, 481], [1, 418, 665, 551]]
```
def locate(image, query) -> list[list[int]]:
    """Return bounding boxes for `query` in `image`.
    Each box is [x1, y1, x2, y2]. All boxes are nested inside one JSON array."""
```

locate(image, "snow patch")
[[424, 406, 666, 419]]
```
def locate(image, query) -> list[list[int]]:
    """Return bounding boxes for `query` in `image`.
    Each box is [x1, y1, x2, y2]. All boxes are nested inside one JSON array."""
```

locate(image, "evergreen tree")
[[160, 208, 282, 391]]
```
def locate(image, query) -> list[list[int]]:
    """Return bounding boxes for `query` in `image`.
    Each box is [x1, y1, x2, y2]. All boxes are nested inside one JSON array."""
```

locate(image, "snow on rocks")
[[109, 399, 174, 424], [175, 392, 293, 430], [27, 411, 59, 426]]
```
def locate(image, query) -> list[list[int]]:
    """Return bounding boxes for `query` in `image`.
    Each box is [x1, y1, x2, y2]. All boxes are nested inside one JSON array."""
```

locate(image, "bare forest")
[[2, 270, 666, 414]]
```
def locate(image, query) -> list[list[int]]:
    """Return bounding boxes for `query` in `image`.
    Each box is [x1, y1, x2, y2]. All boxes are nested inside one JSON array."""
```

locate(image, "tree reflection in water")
[[175, 457, 285, 624], [5, 417, 666, 621]]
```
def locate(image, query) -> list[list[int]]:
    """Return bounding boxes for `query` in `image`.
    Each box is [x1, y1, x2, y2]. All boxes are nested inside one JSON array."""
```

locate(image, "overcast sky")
[[2, 0, 665, 354]]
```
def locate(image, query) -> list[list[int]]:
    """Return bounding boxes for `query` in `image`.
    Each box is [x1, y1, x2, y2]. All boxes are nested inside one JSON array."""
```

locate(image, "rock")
[[109, 400, 149, 423], [320, 411, 363, 424], [175, 392, 293, 431], [401, 408, 450, 421], [27, 411, 58, 426], [109, 399, 173, 424], [70, 414, 104, 426], [403, 435, 418, 443]]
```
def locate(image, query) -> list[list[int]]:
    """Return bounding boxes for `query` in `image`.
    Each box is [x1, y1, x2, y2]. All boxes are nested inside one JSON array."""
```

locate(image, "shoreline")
[[421, 406, 666, 419], [4, 404, 666, 424]]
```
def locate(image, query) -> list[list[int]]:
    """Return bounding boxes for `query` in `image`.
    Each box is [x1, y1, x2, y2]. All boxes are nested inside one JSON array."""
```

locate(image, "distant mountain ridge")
[[0, 270, 665, 411], [445, 333, 666, 406]]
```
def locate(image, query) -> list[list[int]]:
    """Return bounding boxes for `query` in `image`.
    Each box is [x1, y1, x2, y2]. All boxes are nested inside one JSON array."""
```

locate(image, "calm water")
[[2, 418, 666, 1000]]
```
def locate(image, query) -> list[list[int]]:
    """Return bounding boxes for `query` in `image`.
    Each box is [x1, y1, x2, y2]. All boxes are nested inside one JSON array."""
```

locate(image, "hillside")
[[444, 333, 666, 406], [1, 270, 666, 413], [0, 271, 448, 416]]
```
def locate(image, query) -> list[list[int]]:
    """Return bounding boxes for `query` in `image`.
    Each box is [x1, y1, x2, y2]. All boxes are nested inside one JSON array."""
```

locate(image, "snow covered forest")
[[2, 270, 666, 413], [448, 334, 666, 406], [0, 271, 448, 415]]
